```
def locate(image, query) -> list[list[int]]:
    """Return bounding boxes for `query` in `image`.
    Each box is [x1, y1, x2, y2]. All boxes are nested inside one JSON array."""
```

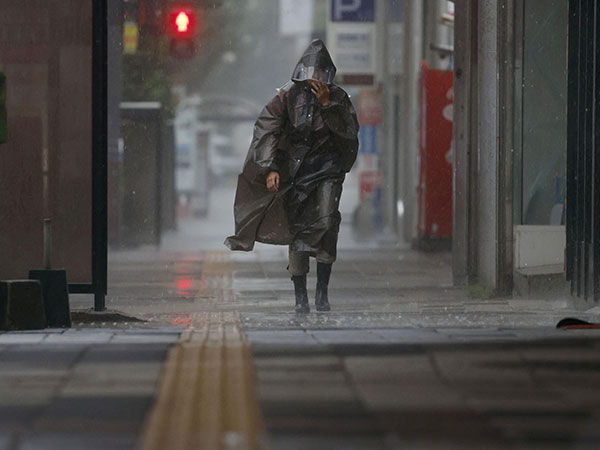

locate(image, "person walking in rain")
[[225, 39, 359, 313]]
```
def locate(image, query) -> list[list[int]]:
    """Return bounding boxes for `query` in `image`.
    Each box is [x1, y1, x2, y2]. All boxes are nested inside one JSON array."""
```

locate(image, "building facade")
[[452, 0, 586, 302]]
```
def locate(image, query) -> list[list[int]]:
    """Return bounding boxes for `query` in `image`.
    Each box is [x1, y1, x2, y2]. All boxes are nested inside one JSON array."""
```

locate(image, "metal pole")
[[377, 0, 395, 236], [43, 218, 52, 270], [452, 0, 474, 285], [92, 0, 108, 311], [402, 0, 424, 244], [498, 0, 515, 296]]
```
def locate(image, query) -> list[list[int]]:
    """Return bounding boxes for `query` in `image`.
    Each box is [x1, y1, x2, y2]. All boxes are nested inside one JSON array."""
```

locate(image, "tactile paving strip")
[[138, 253, 263, 450]]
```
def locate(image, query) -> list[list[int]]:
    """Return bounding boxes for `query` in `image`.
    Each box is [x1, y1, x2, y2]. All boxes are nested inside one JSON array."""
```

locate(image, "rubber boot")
[[292, 275, 310, 314], [315, 263, 332, 312]]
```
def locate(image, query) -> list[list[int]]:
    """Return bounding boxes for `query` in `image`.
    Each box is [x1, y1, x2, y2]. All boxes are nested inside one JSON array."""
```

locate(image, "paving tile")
[[69, 362, 163, 381], [33, 396, 153, 434], [253, 355, 342, 371], [344, 355, 439, 384], [432, 350, 534, 386], [355, 384, 466, 411], [246, 330, 319, 346], [0, 388, 54, 407], [464, 388, 569, 413], [78, 344, 171, 363], [490, 414, 593, 442], [0, 334, 47, 345], [109, 333, 178, 344], [260, 398, 365, 418], [0, 373, 65, 391], [0, 349, 82, 370], [7, 329, 64, 334], [310, 329, 387, 345], [257, 381, 357, 404], [373, 411, 509, 448], [256, 369, 347, 384], [267, 433, 388, 450], [18, 432, 136, 450], [371, 328, 443, 344], [43, 332, 114, 345], [59, 383, 158, 397], [120, 327, 180, 335]]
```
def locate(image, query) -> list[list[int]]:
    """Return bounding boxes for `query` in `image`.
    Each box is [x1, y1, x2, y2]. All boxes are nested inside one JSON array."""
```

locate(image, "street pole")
[[402, 0, 423, 244]]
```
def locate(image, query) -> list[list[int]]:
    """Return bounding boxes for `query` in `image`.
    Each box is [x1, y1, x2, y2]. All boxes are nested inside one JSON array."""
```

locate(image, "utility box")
[[0, 280, 46, 330]]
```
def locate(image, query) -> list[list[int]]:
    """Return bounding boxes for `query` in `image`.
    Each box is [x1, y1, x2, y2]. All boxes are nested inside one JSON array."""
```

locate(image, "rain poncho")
[[224, 39, 359, 258]]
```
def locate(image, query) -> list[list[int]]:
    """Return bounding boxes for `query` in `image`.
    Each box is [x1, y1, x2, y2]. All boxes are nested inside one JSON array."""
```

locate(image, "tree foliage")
[[120, 0, 248, 111]]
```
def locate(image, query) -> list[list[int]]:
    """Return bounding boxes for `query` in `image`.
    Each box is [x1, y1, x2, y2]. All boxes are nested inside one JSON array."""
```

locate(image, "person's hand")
[[309, 80, 330, 107], [266, 171, 280, 192]]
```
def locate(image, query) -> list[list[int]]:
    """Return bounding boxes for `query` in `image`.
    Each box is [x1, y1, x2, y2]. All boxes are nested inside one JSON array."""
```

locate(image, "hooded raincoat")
[[224, 40, 359, 260]]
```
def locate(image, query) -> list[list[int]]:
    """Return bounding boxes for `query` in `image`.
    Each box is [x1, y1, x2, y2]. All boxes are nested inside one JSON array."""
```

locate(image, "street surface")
[[2, 186, 600, 449]]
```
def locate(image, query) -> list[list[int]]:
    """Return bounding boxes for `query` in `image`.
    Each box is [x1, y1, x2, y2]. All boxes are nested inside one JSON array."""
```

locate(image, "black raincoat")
[[224, 40, 359, 259]]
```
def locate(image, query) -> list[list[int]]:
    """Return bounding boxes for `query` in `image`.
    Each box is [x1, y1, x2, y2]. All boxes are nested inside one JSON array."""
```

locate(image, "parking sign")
[[331, 0, 375, 22]]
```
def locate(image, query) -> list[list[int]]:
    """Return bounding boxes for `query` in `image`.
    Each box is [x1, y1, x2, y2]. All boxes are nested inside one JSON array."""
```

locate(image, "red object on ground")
[[418, 62, 454, 238], [556, 318, 600, 329]]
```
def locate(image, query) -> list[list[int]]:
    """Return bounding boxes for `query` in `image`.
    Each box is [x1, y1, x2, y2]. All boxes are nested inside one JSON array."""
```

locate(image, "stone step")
[[513, 265, 569, 298]]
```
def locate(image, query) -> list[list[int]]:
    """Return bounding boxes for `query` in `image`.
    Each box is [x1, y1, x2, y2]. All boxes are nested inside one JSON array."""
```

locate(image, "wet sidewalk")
[[2, 216, 600, 449], [0, 328, 179, 450], [234, 245, 600, 450]]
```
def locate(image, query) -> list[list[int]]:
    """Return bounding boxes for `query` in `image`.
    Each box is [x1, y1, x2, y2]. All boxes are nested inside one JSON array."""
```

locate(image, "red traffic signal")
[[175, 11, 191, 33], [166, 6, 198, 59], [167, 7, 196, 37]]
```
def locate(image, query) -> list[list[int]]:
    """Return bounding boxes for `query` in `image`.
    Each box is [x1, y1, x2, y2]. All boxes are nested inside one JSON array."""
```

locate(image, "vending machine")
[[418, 63, 454, 240]]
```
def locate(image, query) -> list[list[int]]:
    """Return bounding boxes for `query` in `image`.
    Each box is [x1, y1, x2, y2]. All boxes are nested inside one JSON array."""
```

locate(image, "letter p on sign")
[[331, 0, 375, 22]]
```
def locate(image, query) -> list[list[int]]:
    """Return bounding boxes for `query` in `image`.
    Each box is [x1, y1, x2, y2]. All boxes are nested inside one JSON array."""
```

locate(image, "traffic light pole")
[[92, 0, 108, 311]]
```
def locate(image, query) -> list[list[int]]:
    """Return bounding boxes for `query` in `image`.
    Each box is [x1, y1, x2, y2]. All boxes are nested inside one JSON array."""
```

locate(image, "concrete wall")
[[453, 0, 514, 293]]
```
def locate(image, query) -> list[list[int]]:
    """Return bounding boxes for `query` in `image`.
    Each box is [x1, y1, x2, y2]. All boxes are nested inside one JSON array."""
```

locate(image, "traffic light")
[[167, 5, 197, 59]]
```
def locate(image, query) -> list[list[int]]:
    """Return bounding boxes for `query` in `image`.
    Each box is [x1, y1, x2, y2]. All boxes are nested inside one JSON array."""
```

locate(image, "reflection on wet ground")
[[63, 185, 600, 449]]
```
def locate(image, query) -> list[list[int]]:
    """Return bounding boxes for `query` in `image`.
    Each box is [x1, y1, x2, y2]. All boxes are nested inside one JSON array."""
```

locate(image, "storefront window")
[[513, 0, 568, 225]]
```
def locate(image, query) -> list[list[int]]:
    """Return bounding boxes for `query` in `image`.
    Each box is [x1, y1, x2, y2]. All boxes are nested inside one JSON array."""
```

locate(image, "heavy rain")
[[1, 1, 600, 449]]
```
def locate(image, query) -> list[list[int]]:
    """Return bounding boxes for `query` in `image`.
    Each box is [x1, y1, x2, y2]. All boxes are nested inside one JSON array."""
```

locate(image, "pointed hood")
[[291, 39, 337, 85]]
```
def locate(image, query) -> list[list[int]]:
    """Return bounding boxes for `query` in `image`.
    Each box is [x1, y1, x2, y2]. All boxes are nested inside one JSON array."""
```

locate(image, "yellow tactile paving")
[[138, 253, 264, 450]]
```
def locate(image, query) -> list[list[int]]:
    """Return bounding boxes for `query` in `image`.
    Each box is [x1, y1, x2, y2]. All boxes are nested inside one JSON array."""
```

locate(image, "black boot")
[[292, 275, 310, 314], [315, 263, 332, 312]]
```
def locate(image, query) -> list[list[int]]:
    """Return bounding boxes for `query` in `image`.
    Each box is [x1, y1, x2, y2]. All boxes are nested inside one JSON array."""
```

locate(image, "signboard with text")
[[359, 125, 377, 154], [327, 0, 376, 85]]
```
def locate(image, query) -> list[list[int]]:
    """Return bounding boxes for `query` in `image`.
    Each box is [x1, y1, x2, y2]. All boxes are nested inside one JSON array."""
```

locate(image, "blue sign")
[[331, 0, 375, 22], [359, 125, 377, 154]]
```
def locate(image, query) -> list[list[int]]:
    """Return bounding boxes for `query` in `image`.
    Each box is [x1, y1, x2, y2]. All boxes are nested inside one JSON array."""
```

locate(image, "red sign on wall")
[[360, 170, 382, 200], [358, 88, 383, 125], [418, 63, 453, 238]]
